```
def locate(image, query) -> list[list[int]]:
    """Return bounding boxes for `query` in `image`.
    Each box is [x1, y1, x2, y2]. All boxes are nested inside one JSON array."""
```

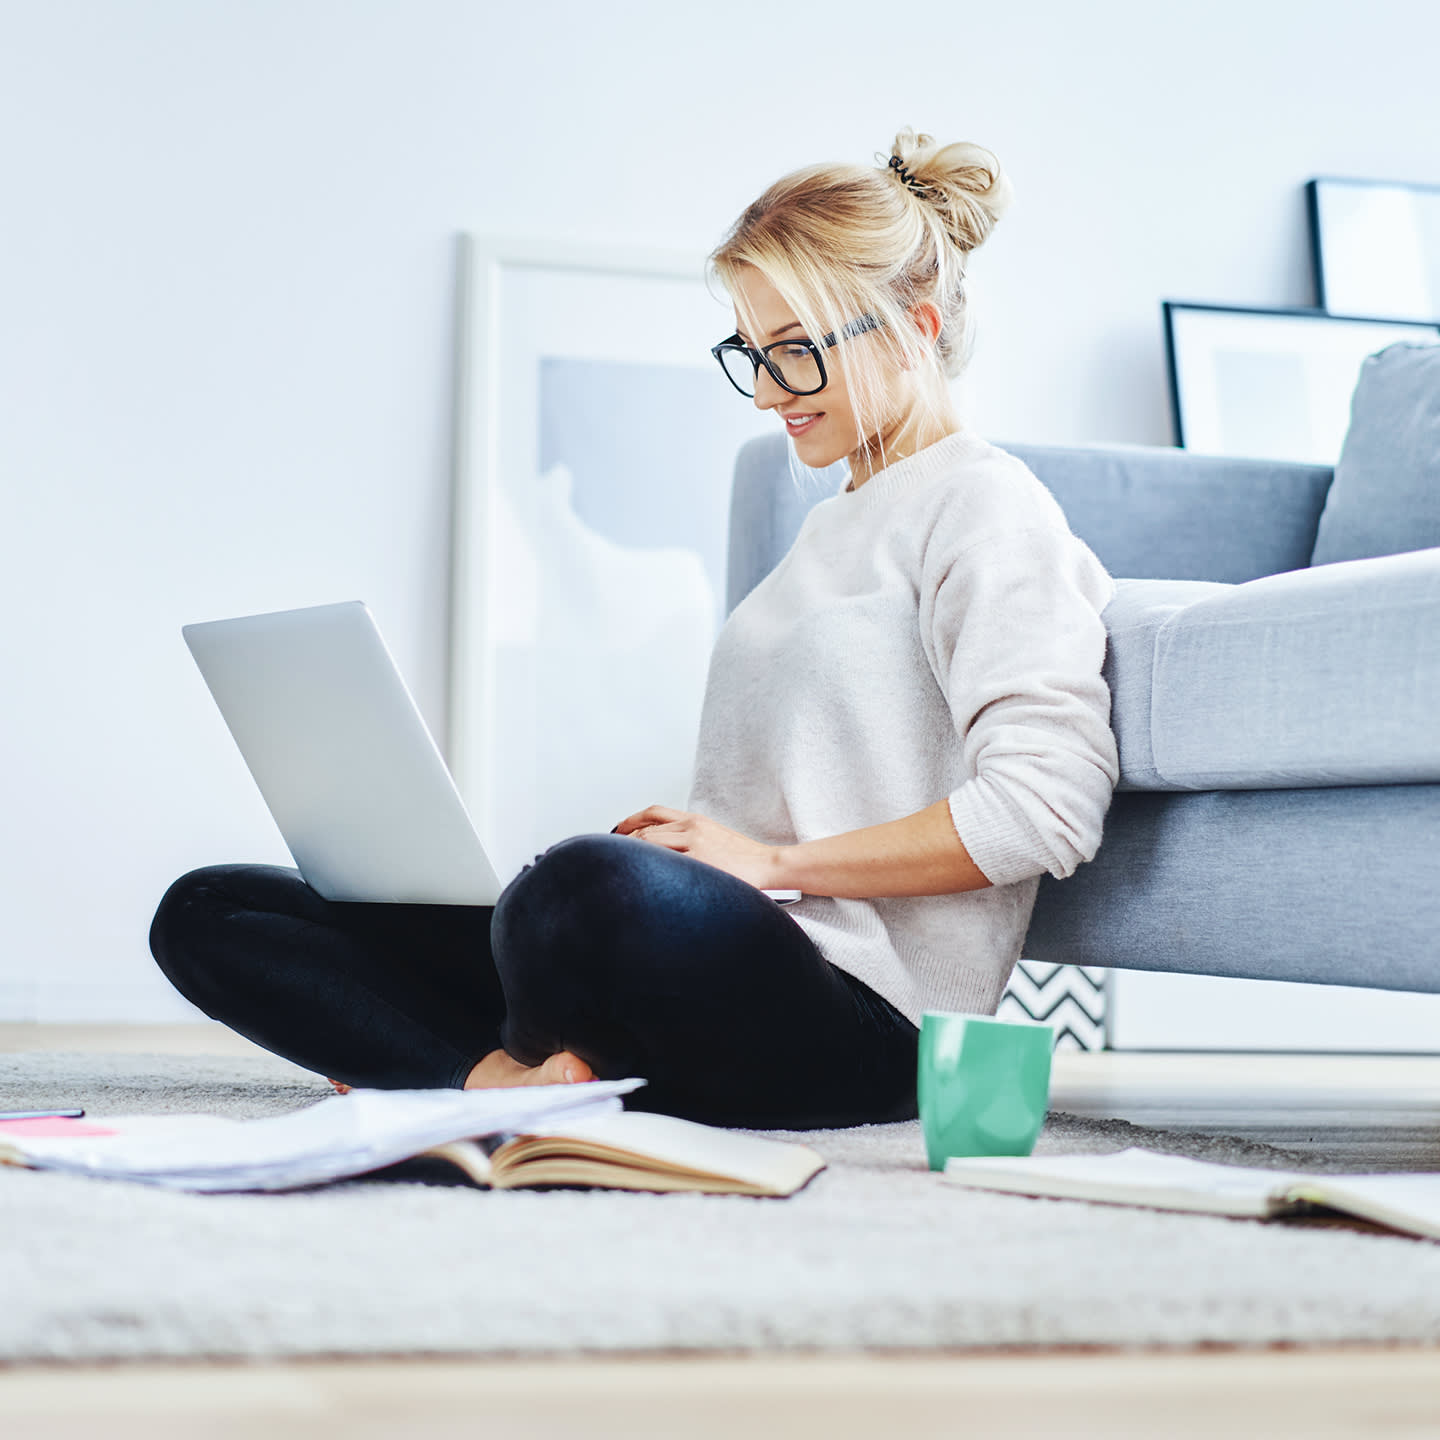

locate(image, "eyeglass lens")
[[719, 342, 823, 397]]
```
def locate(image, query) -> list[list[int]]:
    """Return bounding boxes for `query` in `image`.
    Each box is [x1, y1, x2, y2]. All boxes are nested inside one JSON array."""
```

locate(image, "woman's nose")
[[752, 364, 787, 411]]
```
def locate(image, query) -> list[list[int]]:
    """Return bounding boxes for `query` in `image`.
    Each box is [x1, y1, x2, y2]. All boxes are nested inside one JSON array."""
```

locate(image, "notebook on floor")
[[941, 1147, 1440, 1240]]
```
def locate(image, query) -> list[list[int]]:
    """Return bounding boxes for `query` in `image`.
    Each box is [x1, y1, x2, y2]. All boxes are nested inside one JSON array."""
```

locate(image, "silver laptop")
[[183, 601, 802, 908]]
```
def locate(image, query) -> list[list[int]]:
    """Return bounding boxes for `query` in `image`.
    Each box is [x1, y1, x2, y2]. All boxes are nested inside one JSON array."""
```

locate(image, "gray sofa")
[[725, 342, 1440, 997]]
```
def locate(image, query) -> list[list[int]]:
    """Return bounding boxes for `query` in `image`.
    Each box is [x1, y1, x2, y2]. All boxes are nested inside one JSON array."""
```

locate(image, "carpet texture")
[[3, 1051, 1440, 1362]]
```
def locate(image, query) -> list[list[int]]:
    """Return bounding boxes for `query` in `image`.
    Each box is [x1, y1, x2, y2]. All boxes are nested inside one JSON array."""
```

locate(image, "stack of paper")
[[0, 1080, 645, 1192]]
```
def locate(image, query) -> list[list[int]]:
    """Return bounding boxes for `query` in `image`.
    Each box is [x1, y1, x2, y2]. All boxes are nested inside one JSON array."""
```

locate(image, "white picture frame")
[[449, 235, 779, 882], [1163, 302, 1440, 465], [1309, 176, 1440, 323]]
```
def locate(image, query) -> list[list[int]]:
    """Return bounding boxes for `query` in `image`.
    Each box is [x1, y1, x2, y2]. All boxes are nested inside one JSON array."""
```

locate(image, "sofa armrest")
[[1138, 547, 1440, 789]]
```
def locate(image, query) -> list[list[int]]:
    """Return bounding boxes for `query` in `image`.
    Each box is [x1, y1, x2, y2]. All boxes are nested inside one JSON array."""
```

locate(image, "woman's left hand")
[[612, 804, 783, 891]]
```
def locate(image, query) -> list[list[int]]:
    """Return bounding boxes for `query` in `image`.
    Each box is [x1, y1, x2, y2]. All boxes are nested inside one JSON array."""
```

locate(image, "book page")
[[942, 1147, 1302, 1218], [507, 1110, 825, 1194], [1286, 1174, 1440, 1241], [419, 1140, 495, 1186], [0, 1114, 233, 1166]]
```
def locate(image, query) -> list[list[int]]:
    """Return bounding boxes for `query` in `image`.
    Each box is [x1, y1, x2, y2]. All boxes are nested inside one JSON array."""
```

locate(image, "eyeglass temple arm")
[[822, 314, 883, 348]]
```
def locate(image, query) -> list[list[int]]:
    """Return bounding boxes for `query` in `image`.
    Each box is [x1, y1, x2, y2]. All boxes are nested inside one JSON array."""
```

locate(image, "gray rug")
[[3, 1051, 1440, 1362]]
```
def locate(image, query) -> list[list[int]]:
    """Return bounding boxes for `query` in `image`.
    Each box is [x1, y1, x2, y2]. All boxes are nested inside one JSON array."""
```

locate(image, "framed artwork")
[[449, 235, 779, 882], [1162, 301, 1440, 465], [1308, 176, 1440, 322]]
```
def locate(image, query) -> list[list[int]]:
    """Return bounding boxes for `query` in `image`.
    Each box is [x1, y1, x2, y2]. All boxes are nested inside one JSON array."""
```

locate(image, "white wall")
[[3, 0, 1438, 1020]]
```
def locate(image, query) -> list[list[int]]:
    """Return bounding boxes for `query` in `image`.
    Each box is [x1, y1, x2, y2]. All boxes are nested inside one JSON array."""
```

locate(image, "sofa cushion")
[[1024, 784, 1440, 988], [1148, 547, 1440, 788], [1311, 341, 1440, 567]]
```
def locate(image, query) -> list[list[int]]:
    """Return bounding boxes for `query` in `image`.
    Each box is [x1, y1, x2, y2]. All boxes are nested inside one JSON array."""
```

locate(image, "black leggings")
[[148, 833, 919, 1129]]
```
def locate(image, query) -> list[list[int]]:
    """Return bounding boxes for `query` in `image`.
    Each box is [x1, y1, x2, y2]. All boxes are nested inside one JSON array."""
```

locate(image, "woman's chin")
[[788, 428, 842, 469]]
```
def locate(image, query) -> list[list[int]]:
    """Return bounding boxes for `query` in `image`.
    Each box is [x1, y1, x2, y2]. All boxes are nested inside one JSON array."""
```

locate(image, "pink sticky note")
[[0, 1118, 118, 1138]]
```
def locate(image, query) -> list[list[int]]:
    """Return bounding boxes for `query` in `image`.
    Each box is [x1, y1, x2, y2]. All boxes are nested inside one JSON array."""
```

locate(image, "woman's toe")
[[539, 1051, 594, 1085]]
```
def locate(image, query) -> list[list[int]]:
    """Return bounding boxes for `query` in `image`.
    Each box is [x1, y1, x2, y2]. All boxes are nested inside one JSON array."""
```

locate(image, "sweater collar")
[[834, 427, 983, 511]]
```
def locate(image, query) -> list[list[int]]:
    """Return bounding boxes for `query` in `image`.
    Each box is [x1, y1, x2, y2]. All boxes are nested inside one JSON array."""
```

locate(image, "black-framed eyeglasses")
[[711, 313, 882, 398]]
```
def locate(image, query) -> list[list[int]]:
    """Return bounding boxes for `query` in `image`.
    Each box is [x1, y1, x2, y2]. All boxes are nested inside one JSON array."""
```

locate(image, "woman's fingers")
[[614, 803, 686, 835], [630, 804, 685, 830]]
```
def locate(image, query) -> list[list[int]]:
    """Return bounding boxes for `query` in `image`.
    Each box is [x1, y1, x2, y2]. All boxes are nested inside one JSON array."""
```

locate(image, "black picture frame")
[[1162, 300, 1440, 462]]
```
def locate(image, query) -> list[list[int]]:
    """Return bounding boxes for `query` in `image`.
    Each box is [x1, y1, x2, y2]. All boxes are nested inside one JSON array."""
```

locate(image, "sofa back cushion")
[[1003, 442, 1334, 584], [1311, 341, 1440, 567]]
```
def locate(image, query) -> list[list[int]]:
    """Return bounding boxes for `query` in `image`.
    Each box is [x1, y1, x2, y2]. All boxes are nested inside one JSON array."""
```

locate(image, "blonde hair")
[[707, 127, 1013, 477]]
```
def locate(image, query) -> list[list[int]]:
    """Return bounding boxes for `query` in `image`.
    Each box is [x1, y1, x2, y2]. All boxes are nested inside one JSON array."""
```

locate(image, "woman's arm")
[[776, 520, 1119, 900], [922, 521, 1120, 890], [769, 797, 992, 898], [619, 512, 1117, 901], [612, 799, 989, 897]]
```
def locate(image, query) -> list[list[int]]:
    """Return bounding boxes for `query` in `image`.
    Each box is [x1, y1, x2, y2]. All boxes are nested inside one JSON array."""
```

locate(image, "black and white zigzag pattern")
[[998, 962, 1107, 1051]]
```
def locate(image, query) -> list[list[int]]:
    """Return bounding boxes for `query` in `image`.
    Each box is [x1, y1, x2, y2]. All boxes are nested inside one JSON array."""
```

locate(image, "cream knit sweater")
[[686, 427, 1120, 1026]]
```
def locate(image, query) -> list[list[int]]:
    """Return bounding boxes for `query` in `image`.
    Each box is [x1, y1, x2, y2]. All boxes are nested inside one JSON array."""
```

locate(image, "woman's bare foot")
[[463, 1047, 595, 1089], [323, 1051, 592, 1094]]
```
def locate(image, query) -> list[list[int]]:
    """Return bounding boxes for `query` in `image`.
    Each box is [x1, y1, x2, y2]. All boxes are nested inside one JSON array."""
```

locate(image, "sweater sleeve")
[[921, 522, 1121, 887]]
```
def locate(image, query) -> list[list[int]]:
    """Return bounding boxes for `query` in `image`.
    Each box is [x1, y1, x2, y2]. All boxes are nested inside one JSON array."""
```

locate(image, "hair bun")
[[883, 126, 1014, 253]]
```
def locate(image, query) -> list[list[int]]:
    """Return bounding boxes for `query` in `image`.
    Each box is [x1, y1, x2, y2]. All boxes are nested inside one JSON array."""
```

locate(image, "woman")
[[149, 128, 1119, 1130]]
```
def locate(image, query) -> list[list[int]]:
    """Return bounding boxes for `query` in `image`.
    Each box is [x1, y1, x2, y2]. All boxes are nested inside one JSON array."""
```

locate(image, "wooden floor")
[[1052, 1050, 1440, 1171], [3, 1024, 1440, 1437], [4, 1349, 1440, 1439]]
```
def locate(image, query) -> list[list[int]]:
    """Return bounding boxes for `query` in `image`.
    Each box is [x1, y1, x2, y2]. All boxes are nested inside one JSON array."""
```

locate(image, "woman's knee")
[[147, 863, 305, 996], [150, 865, 229, 951], [520, 832, 639, 882], [492, 833, 659, 966]]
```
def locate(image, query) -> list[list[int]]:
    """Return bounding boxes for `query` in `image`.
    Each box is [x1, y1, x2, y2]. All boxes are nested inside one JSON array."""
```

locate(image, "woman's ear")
[[895, 301, 944, 372], [909, 301, 943, 345]]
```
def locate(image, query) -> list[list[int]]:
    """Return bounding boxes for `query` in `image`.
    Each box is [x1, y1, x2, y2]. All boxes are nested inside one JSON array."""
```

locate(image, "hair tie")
[[888, 154, 928, 197]]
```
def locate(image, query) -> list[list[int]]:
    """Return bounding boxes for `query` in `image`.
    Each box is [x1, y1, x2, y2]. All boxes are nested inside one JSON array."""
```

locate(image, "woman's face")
[[728, 264, 905, 472]]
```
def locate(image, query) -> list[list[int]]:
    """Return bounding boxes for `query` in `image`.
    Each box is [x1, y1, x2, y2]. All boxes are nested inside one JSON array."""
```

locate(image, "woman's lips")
[[783, 412, 822, 436]]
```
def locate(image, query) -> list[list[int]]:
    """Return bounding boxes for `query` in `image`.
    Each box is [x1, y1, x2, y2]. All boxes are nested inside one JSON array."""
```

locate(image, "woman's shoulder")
[[912, 431, 1115, 605], [920, 429, 1074, 546]]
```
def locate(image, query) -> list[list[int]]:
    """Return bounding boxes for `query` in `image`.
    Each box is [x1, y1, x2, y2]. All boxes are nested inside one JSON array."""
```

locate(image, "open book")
[[424, 1110, 823, 1195], [0, 1083, 824, 1197], [941, 1147, 1440, 1241]]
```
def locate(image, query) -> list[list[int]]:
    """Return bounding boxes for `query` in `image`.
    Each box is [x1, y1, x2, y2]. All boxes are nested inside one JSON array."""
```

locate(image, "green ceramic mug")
[[917, 1011, 1055, 1171]]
